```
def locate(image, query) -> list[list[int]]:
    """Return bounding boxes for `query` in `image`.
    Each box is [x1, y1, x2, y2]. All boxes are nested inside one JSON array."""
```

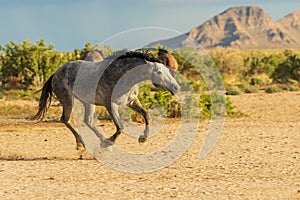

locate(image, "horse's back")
[[54, 60, 110, 83], [52, 60, 110, 105]]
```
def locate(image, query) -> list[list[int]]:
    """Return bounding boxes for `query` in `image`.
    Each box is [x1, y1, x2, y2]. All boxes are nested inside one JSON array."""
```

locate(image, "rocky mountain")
[[149, 6, 300, 49], [279, 10, 300, 44]]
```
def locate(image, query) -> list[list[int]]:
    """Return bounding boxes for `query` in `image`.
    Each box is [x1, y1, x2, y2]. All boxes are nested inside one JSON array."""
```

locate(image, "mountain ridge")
[[149, 6, 300, 49]]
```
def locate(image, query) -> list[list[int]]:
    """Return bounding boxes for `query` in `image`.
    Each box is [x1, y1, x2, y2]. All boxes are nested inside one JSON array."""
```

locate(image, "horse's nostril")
[[173, 85, 179, 92]]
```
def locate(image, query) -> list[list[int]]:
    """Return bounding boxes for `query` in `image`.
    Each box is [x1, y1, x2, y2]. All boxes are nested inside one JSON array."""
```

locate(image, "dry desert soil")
[[0, 91, 300, 199]]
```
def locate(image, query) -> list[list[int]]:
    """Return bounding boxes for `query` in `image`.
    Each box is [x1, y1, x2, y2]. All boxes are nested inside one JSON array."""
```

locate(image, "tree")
[[0, 40, 69, 89], [73, 42, 100, 60], [272, 50, 300, 84]]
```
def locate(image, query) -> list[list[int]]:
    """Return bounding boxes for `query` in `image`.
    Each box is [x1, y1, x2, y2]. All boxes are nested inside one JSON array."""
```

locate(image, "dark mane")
[[105, 49, 163, 63], [99, 50, 163, 92], [158, 48, 168, 54]]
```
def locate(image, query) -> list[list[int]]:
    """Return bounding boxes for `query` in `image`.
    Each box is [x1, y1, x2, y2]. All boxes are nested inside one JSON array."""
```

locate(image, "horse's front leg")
[[128, 99, 150, 144], [84, 103, 96, 126], [83, 103, 105, 141]]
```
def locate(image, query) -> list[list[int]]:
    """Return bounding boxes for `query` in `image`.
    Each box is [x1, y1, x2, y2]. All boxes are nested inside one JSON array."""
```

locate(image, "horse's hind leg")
[[55, 91, 85, 151], [128, 99, 150, 144], [60, 102, 85, 151]]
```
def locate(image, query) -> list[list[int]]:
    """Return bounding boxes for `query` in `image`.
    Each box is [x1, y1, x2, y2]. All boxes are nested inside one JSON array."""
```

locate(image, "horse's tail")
[[33, 74, 54, 120]]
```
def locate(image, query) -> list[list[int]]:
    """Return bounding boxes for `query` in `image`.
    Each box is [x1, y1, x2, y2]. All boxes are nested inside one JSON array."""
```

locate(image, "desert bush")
[[272, 50, 300, 84], [242, 50, 281, 77], [265, 86, 281, 93], [240, 50, 284, 87], [0, 40, 112, 90], [288, 85, 300, 91], [200, 92, 237, 118], [250, 77, 264, 86], [240, 80, 259, 93], [0, 40, 70, 89], [244, 85, 259, 93], [125, 85, 181, 121], [226, 87, 241, 95]]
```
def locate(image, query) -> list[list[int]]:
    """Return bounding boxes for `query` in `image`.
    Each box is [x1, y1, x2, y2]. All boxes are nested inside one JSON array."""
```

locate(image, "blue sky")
[[0, 0, 299, 51]]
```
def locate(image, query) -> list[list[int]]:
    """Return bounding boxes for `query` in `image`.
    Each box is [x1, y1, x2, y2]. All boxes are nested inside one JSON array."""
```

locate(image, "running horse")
[[34, 51, 179, 150]]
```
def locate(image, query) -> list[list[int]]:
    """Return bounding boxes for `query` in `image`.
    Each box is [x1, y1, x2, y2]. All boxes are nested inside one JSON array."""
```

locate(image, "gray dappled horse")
[[34, 51, 179, 150]]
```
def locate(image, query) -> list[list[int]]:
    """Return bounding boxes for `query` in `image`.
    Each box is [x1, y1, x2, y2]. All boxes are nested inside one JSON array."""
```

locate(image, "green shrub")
[[226, 87, 241, 95], [199, 94, 212, 119], [0, 40, 70, 89], [200, 92, 238, 118], [265, 86, 281, 93], [272, 50, 300, 84], [250, 77, 264, 86], [244, 85, 259, 93], [288, 85, 300, 91], [136, 85, 179, 120], [225, 96, 240, 117], [239, 80, 259, 93]]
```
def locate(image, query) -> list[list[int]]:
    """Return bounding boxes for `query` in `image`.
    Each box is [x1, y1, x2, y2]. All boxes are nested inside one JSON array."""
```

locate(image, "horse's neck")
[[109, 63, 153, 104], [118, 63, 153, 87]]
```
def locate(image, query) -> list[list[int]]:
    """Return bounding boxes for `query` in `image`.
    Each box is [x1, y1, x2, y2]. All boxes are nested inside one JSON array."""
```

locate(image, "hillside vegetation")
[[0, 40, 299, 120]]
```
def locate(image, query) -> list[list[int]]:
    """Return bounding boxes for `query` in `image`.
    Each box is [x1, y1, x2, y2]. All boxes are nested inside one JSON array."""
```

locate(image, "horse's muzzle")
[[170, 84, 179, 95], [154, 83, 179, 95]]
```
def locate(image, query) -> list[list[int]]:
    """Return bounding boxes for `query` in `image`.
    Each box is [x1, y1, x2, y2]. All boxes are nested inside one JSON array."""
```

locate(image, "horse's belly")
[[72, 90, 105, 106], [71, 65, 106, 105]]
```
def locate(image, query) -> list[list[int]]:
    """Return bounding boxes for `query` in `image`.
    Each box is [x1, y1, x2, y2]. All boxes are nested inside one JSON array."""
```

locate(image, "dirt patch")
[[0, 92, 300, 199]]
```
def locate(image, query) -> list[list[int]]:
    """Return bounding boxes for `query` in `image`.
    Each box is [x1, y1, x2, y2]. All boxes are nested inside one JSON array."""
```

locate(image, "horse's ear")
[[147, 61, 158, 71], [153, 62, 160, 72]]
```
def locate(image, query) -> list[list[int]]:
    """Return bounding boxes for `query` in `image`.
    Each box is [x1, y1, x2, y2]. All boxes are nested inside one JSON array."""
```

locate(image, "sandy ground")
[[0, 91, 300, 199]]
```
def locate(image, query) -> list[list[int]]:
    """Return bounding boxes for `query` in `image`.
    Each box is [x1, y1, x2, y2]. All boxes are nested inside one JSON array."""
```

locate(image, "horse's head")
[[151, 62, 179, 95]]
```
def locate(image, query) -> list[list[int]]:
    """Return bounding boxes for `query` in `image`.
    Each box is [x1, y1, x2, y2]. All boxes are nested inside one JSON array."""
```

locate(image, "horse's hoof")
[[101, 139, 113, 150], [138, 136, 147, 144], [76, 143, 86, 152]]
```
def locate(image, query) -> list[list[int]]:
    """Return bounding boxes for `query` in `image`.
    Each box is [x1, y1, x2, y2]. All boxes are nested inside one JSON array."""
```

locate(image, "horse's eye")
[[157, 71, 162, 75]]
